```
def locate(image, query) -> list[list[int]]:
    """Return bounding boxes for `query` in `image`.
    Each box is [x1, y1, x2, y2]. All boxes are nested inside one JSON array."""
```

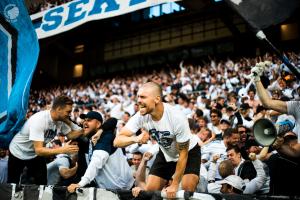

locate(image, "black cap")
[[80, 111, 103, 123], [220, 119, 231, 125]]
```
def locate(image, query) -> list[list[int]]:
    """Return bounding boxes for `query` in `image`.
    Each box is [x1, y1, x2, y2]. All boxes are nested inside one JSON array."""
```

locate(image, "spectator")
[[0, 148, 8, 184], [114, 82, 200, 199], [226, 145, 267, 194], [67, 112, 134, 192], [8, 96, 81, 185], [252, 61, 300, 157], [131, 151, 143, 178], [218, 175, 245, 194], [47, 140, 78, 186]]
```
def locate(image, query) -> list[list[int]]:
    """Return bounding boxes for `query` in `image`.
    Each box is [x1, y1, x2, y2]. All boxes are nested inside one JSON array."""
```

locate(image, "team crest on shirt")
[[149, 129, 173, 149], [44, 129, 57, 144]]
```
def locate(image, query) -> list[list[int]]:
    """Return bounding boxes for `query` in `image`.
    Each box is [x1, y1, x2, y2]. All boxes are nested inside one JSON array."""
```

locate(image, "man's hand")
[[163, 183, 179, 199], [135, 129, 150, 144], [62, 140, 79, 154], [249, 152, 257, 161], [250, 61, 272, 82], [212, 154, 220, 163], [250, 66, 263, 82], [132, 187, 143, 197], [67, 183, 80, 193], [143, 152, 153, 162], [272, 137, 284, 150], [91, 129, 103, 146]]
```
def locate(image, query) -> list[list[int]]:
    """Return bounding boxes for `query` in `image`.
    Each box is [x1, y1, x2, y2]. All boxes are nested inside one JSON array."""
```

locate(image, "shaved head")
[[140, 82, 163, 99], [137, 81, 164, 117], [219, 160, 234, 178]]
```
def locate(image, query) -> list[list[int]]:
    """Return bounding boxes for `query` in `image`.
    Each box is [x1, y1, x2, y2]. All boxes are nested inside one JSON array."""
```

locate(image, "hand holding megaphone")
[[253, 118, 294, 147], [272, 137, 285, 150]]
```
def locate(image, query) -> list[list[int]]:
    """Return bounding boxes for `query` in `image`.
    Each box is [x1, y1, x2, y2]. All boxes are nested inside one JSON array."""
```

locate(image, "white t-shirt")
[[9, 110, 71, 160], [125, 103, 198, 162], [287, 101, 300, 141]]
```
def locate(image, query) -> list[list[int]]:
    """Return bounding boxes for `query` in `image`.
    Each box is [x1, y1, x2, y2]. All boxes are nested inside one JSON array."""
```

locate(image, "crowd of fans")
[[28, 0, 73, 14], [1, 51, 300, 196]]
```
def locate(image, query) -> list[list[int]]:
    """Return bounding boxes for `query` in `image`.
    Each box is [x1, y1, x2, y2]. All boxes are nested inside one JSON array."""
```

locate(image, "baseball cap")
[[80, 111, 103, 124], [217, 175, 245, 192], [220, 119, 231, 125]]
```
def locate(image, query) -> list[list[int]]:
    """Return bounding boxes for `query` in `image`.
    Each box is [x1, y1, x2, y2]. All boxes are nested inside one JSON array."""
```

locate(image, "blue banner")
[[0, 0, 39, 148]]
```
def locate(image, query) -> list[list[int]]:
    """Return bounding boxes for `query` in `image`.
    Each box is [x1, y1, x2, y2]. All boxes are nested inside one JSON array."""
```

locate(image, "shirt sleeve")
[[125, 112, 142, 134], [243, 159, 266, 194], [78, 150, 109, 187], [207, 162, 217, 182], [56, 156, 70, 170], [287, 101, 299, 117]]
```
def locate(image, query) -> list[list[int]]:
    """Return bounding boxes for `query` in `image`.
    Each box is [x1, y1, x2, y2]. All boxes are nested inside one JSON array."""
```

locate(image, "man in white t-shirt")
[[114, 82, 200, 199], [8, 96, 82, 185], [251, 62, 300, 157]]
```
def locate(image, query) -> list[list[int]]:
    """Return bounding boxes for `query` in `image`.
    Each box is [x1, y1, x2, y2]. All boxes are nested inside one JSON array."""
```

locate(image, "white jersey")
[[9, 110, 71, 160], [79, 148, 134, 190], [125, 103, 198, 162]]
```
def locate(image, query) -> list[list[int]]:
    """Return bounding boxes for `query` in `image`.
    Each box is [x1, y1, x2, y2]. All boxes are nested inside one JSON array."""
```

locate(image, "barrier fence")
[[1, 184, 300, 200]]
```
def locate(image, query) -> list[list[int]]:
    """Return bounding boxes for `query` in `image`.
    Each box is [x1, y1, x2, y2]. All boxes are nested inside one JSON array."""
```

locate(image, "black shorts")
[[149, 144, 201, 181]]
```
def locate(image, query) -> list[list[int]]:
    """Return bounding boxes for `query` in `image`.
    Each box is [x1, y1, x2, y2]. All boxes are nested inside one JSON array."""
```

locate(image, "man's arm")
[[243, 159, 266, 194], [277, 143, 300, 157], [63, 119, 84, 140], [33, 140, 79, 157], [135, 152, 152, 188], [113, 127, 149, 148], [67, 130, 84, 140], [255, 80, 287, 113], [78, 150, 109, 187], [164, 140, 189, 198], [67, 150, 109, 193], [172, 140, 189, 185], [132, 152, 152, 198], [59, 162, 78, 179]]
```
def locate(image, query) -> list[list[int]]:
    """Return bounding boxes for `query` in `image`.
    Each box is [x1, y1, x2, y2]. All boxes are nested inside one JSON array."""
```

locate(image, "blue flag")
[[0, 0, 39, 148]]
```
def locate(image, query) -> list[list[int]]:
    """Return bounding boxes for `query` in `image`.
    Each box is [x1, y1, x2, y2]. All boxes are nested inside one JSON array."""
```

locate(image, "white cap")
[[217, 175, 245, 191]]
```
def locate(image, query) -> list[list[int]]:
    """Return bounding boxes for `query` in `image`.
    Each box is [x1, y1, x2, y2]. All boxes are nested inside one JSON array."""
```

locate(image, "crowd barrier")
[[0, 184, 300, 200]]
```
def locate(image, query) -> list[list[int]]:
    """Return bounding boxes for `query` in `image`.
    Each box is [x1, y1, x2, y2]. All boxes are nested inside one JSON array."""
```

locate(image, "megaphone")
[[253, 118, 294, 146]]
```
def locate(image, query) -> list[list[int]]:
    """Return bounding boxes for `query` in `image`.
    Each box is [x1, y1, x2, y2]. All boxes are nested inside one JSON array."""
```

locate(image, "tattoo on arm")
[[177, 140, 189, 151]]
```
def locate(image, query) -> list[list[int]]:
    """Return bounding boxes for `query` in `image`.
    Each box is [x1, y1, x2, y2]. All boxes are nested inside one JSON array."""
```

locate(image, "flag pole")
[[256, 30, 300, 80]]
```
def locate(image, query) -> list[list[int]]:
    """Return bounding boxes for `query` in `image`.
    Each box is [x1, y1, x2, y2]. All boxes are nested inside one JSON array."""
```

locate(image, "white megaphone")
[[253, 118, 295, 147]]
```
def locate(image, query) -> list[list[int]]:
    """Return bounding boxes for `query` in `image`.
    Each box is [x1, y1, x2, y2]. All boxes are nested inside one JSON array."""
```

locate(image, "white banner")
[[31, 0, 180, 39]]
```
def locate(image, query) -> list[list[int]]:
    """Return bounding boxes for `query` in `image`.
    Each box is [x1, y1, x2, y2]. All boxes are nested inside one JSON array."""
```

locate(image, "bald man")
[[114, 82, 200, 198]]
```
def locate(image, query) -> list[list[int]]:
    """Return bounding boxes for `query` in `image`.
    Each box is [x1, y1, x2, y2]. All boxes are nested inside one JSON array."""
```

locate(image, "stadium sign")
[[31, 0, 180, 39]]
